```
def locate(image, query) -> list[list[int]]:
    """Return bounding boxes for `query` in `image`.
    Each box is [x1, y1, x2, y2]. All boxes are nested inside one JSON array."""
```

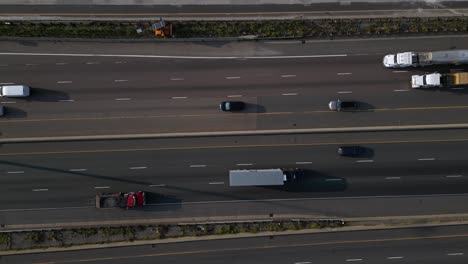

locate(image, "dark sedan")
[[220, 101, 245, 111]]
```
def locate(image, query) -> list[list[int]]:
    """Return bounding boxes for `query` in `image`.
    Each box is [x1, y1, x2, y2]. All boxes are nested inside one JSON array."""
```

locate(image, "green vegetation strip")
[[0, 219, 344, 251], [0, 17, 467, 39]]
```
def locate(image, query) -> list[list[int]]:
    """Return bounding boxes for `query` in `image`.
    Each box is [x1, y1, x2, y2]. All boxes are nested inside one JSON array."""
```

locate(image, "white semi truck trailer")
[[383, 50, 468, 68]]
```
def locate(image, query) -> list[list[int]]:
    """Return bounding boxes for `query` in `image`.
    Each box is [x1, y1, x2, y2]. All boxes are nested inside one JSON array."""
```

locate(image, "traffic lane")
[[13, 225, 468, 264], [3, 90, 468, 137], [2, 140, 468, 208], [0, 55, 410, 99]]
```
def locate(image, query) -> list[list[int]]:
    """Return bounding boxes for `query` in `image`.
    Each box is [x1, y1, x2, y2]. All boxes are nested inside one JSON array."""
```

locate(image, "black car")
[[220, 101, 245, 111], [337, 146, 361, 157], [328, 100, 358, 111]]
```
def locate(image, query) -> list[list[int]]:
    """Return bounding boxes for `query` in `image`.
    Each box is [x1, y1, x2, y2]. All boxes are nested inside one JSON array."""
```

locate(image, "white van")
[[0, 85, 30, 97]]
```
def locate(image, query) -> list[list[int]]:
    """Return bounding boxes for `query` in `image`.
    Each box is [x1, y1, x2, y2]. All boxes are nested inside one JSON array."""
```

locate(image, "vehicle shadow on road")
[[27, 87, 71, 102], [401, 65, 468, 74], [266, 170, 347, 192], [354, 102, 375, 112], [414, 86, 468, 94], [0, 160, 154, 186], [1, 106, 28, 119], [140, 193, 182, 212]]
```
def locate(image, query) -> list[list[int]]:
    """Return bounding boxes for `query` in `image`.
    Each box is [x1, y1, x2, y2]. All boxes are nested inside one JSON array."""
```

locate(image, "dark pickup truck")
[[328, 100, 358, 111]]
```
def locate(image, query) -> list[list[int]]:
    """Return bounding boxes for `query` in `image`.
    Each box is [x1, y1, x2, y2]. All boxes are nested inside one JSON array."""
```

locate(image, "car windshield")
[[225, 102, 231, 110]]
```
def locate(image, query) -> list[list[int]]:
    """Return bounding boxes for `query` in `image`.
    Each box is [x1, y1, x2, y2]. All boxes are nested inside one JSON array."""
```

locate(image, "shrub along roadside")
[[0, 219, 345, 251], [0, 17, 467, 39]]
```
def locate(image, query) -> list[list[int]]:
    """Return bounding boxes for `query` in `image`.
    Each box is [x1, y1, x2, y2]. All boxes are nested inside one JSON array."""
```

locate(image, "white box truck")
[[383, 50, 468, 68], [229, 168, 302, 186]]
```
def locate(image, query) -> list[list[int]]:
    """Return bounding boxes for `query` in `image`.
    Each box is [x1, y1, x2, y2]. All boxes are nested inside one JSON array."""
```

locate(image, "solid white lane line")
[[1, 101, 16, 104], [170, 78, 184, 81], [392, 70, 408, 73], [446, 175, 463, 178], [447, 253, 464, 256], [337, 72, 352, 75], [227, 95, 242, 98], [387, 256, 404, 259], [418, 158, 436, 161], [56, 62, 68, 65], [282, 93, 298, 96], [346, 259, 362, 262], [209, 182, 225, 185], [115, 98, 131, 101], [0, 52, 348, 60], [385, 177, 401, 180], [94, 186, 110, 189], [57, 81, 72, 84], [296, 161, 313, 164], [32, 189, 48, 192], [226, 76, 241, 79], [236, 163, 253, 166], [7, 171, 24, 174], [172, 96, 188, 99], [190, 165, 207, 168], [393, 89, 410, 92], [69, 169, 87, 172], [129, 166, 147, 170], [356, 160, 374, 163], [114, 79, 128, 82], [59, 99, 75, 102], [0, 82, 14, 85], [149, 184, 166, 187], [338, 91, 353, 94], [281, 74, 296, 78]]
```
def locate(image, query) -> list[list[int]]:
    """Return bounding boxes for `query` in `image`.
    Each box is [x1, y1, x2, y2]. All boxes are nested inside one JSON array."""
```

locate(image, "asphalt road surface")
[[1, 129, 468, 226], [1, 2, 468, 20], [1, 36, 468, 138], [6, 225, 468, 264]]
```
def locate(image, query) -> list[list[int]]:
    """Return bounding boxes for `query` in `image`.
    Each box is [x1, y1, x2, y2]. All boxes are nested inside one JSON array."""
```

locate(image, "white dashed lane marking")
[[337, 72, 352, 75], [296, 161, 312, 164], [172, 96, 188, 99], [115, 61, 126, 64], [387, 256, 404, 259], [385, 177, 401, 180], [129, 166, 147, 170], [114, 79, 128, 82], [418, 158, 436, 161], [32, 189, 48, 192], [115, 98, 131, 101], [1, 101, 16, 104], [149, 184, 166, 187], [325, 178, 343, 181], [356, 160, 374, 163], [392, 70, 408, 73], [227, 95, 242, 98], [394, 89, 410, 92], [94, 186, 110, 189], [282, 93, 298, 96], [281, 74, 296, 78], [190, 165, 207, 168], [226, 76, 241, 79], [7, 171, 24, 174], [0, 82, 14, 85], [346, 259, 362, 262], [59, 99, 75, 102], [56, 62, 68, 65], [208, 182, 224, 185], [338, 91, 352, 94], [69, 169, 87, 172], [446, 175, 463, 178], [447, 253, 464, 256], [86, 62, 100, 65], [57, 81, 72, 84], [236, 163, 253, 166], [170, 78, 185, 81]]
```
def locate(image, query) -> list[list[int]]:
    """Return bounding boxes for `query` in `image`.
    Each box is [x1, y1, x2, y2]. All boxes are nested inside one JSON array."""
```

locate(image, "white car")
[[0, 85, 30, 97]]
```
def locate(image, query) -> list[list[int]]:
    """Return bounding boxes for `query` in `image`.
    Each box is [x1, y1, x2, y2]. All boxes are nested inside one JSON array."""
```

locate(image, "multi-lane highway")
[[6, 225, 468, 264], [1, 35, 468, 226]]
